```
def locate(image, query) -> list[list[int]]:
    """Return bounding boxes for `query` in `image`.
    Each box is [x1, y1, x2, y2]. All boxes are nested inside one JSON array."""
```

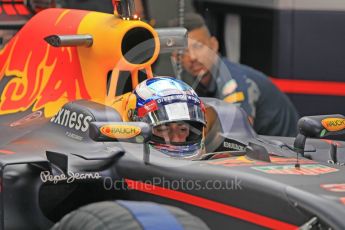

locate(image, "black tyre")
[[51, 200, 209, 230]]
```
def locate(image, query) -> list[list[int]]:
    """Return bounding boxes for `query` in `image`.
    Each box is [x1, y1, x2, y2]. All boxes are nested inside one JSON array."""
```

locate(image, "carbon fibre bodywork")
[[0, 99, 344, 229], [1, 6, 345, 230]]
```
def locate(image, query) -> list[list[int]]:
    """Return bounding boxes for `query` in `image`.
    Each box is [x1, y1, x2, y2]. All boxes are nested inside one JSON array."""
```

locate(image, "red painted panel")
[[0, 9, 91, 116], [3, 4, 16, 15], [14, 4, 30, 15], [125, 178, 298, 230], [270, 78, 345, 96]]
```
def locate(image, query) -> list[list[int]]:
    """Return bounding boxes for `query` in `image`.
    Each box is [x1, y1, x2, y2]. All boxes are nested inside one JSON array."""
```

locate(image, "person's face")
[[152, 122, 190, 143], [179, 27, 219, 77]]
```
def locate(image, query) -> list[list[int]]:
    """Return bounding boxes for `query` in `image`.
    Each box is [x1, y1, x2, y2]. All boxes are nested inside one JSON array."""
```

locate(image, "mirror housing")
[[89, 121, 152, 163], [294, 114, 345, 155], [156, 27, 187, 52]]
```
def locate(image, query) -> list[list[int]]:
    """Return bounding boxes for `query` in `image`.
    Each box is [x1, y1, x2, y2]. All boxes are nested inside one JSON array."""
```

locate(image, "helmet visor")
[[140, 101, 205, 126]]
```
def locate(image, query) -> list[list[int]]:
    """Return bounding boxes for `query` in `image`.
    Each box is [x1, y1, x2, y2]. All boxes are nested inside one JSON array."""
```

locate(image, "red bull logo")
[[0, 9, 91, 117], [0, 8, 160, 119]]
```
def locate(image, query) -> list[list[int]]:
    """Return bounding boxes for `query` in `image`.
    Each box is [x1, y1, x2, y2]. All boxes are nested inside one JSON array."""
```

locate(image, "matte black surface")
[[0, 99, 345, 229]]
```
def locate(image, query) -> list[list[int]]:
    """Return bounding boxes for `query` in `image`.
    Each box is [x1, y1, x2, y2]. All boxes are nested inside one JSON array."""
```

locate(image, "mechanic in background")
[[169, 13, 299, 137], [125, 77, 206, 159]]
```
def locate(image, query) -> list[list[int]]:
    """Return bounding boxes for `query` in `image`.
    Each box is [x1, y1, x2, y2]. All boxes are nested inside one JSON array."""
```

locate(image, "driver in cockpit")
[[125, 77, 206, 159]]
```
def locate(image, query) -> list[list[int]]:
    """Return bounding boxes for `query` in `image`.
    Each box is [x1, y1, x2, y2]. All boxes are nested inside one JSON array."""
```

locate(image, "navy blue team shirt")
[[182, 58, 299, 137]]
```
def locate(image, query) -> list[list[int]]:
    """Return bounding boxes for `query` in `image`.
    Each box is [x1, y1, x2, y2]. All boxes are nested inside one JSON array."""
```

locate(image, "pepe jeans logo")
[[321, 118, 345, 132], [40, 171, 101, 184]]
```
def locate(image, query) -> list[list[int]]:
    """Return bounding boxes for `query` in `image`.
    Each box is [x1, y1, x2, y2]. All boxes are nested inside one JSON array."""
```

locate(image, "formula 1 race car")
[[1, 2, 345, 230]]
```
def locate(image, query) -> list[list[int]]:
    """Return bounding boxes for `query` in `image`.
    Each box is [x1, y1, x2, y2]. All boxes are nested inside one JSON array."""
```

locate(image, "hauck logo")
[[40, 171, 101, 184], [321, 118, 345, 132], [100, 124, 141, 139]]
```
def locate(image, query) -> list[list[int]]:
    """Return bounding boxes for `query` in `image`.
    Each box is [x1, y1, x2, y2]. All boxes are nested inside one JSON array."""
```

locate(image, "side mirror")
[[155, 27, 187, 52], [294, 114, 345, 155], [89, 122, 152, 163]]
